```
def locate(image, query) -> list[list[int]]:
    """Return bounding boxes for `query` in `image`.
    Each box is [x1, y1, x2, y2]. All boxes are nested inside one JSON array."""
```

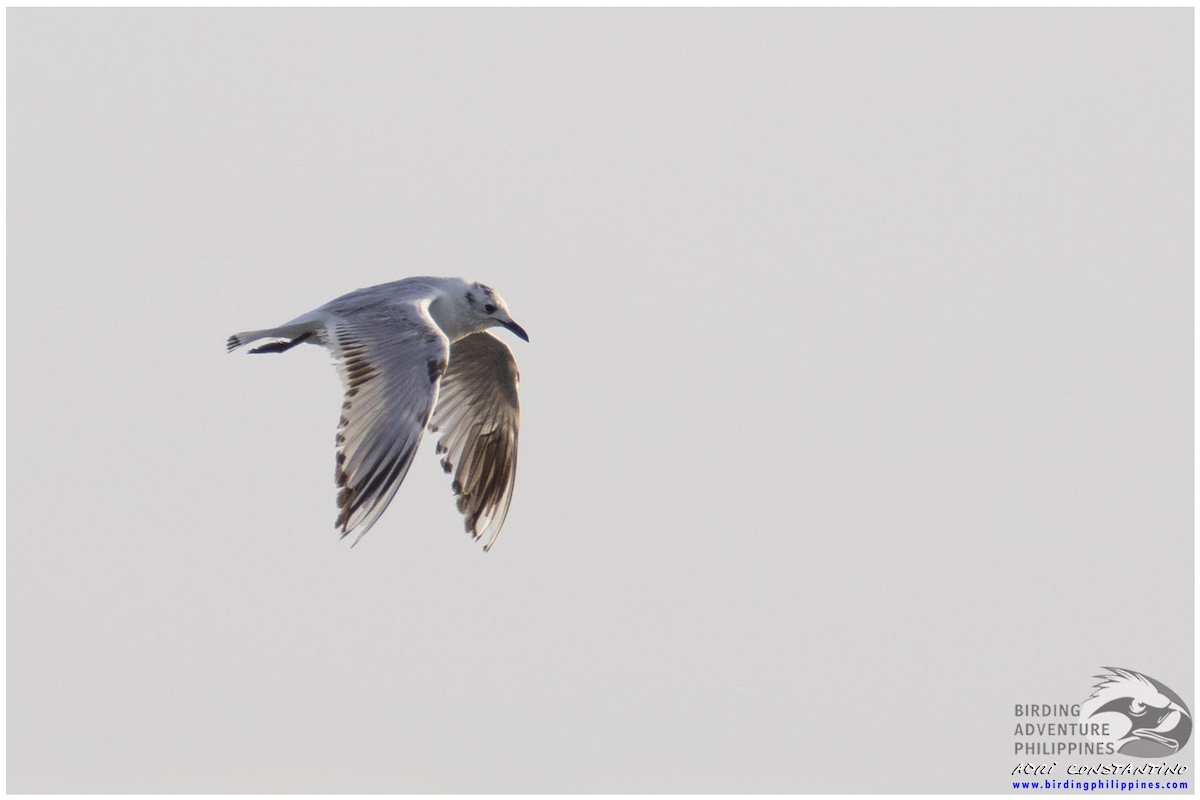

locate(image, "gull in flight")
[[227, 276, 527, 550]]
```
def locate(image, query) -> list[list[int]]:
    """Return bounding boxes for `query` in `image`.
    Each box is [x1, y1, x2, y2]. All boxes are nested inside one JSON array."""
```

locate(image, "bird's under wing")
[[430, 332, 521, 551], [328, 301, 449, 543]]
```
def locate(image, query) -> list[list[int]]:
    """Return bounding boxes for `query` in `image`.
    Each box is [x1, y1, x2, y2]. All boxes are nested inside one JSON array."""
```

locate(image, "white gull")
[[227, 276, 527, 550]]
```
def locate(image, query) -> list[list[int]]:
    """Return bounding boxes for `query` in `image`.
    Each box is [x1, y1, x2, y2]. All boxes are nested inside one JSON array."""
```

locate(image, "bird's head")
[[430, 279, 530, 343], [1083, 667, 1192, 757], [462, 281, 529, 342]]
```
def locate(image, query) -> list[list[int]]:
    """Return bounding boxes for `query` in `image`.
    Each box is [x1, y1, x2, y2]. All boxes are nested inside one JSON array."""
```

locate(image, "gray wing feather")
[[430, 332, 521, 551], [329, 301, 448, 544]]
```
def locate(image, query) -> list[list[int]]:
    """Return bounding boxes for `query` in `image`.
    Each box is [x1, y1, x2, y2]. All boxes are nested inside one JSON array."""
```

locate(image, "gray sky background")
[[7, 9, 1193, 793]]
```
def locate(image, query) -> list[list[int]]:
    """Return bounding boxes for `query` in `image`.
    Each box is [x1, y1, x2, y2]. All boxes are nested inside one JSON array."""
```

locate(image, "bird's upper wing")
[[328, 301, 449, 543], [429, 331, 521, 551]]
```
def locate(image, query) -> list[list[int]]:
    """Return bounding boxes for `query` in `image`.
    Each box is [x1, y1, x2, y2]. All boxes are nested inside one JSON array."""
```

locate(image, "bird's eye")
[[484, 304, 496, 314], [1129, 701, 1147, 716]]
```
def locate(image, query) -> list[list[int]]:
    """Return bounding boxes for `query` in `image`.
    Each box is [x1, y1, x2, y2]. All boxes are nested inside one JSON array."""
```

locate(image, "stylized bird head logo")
[[1082, 667, 1192, 757]]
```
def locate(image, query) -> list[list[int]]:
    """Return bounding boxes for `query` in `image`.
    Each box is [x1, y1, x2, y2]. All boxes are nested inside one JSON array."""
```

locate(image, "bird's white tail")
[[226, 328, 276, 352], [226, 324, 316, 354]]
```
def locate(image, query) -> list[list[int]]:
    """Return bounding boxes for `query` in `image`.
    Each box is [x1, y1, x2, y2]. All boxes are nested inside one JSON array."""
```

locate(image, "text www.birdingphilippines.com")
[[1010, 778, 1190, 791]]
